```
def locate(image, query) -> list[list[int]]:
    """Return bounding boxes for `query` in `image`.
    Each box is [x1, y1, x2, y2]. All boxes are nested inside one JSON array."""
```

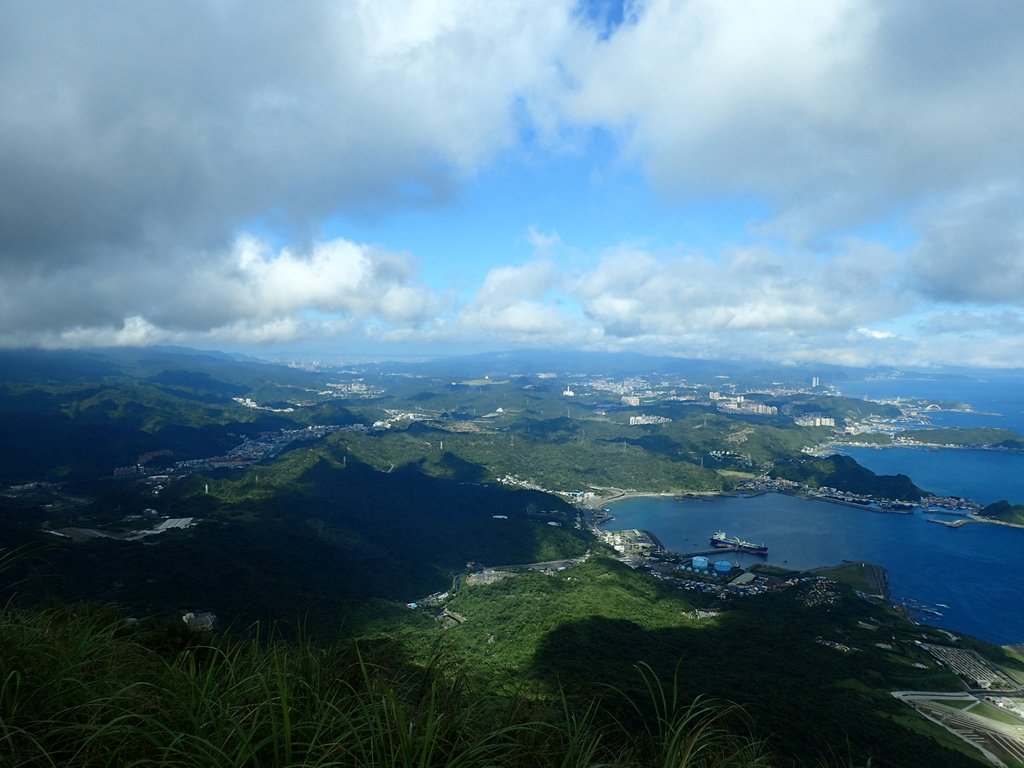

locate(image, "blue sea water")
[[601, 374, 1024, 646], [835, 375, 1024, 505], [839, 446, 1024, 505], [837, 374, 1024, 434], [603, 494, 1024, 645]]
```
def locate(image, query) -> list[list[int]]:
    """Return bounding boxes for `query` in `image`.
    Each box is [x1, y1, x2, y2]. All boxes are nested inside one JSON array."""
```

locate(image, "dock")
[[680, 548, 739, 557], [927, 518, 971, 528]]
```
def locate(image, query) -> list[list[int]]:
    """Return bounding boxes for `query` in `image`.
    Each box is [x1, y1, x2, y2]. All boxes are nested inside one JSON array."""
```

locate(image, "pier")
[[679, 547, 740, 557]]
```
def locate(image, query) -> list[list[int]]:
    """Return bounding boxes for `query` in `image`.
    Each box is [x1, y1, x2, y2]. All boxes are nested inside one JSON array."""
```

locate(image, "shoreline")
[[830, 440, 1023, 453], [585, 487, 1024, 642], [584, 489, 693, 509], [966, 512, 1024, 530], [590, 484, 1024, 531], [591, 498, 894, 602]]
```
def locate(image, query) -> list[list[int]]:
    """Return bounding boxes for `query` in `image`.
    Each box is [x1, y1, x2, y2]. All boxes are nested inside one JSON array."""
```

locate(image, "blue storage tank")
[[692, 555, 709, 570], [714, 560, 732, 574]]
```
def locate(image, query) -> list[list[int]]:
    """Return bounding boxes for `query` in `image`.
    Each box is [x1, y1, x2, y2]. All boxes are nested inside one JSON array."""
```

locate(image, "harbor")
[[596, 491, 1024, 646]]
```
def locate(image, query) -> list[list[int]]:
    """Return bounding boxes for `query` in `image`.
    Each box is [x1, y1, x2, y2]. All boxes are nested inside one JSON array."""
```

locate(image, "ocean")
[[601, 373, 1024, 646], [839, 446, 1024, 505], [603, 494, 1024, 645], [836, 374, 1024, 505], [837, 373, 1024, 434]]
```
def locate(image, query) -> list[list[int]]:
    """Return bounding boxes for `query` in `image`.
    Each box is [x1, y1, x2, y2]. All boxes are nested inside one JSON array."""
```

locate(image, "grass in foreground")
[[0, 602, 778, 768]]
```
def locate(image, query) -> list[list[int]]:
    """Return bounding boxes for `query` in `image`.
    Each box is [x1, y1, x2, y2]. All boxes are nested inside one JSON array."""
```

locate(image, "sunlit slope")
[[431, 555, 997, 768]]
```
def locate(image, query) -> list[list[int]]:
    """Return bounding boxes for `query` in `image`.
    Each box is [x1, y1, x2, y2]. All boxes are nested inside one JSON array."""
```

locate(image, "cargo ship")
[[710, 530, 768, 555]]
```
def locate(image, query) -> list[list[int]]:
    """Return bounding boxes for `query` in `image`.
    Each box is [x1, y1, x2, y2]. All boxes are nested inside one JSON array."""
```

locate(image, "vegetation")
[[1, 592, 996, 768], [2, 451, 590, 635], [0, 601, 779, 768], [901, 427, 1024, 450], [426, 555, 991, 768], [329, 418, 728, 493], [770, 455, 927, 500], [979, 500, 1024, 525], [2, 348, 1018, 767], [775, 395, 901, 423], [809, 562, 885, 595]]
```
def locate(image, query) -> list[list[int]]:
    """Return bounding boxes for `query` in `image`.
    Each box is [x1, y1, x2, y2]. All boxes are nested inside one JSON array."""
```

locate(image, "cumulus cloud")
[[0, 1, 575, 273], [571, 241, 904, 339], [560, 0, 1024, 237], [3, 1, 1024, 366], [909, 185, 1024, 305], [457, 260, 577, 340], [436, 238, 931, 365], [0, 235, 438, 348]]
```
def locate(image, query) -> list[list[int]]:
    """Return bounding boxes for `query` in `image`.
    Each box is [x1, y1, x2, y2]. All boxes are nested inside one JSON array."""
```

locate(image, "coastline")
[[591, 493, 895, 602], [585, 472, 1024, 545], [830, 440, 1024, 455], [587, 487, 1024, 642], [594, 485, 921, 517], [585, 489, 694, 509], [967, 512, 1024, 530]]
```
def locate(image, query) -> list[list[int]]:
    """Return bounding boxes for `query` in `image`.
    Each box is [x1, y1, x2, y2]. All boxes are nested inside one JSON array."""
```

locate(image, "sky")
[[2, 1, 1024, 368]]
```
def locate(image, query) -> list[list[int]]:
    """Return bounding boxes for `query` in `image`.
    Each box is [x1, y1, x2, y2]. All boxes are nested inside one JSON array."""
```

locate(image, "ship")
[[710, 530, 768, 555]]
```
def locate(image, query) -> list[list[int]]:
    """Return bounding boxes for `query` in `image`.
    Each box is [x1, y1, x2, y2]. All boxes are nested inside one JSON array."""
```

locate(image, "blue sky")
[[2, 1, 1024, 368]]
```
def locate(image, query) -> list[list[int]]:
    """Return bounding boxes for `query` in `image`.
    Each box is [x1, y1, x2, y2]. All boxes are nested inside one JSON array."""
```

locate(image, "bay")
[[603, 493, 1024, 646], [839, 445, 1024, 506]]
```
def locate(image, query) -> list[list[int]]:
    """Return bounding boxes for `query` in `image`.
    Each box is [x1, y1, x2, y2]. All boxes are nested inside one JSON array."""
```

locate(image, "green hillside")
[[2, 449, 590, 634], [2, 349, 1016, 767], [770, 454, 927, 500], [980, 500, 1024, 525], [903, 427, 1024, 450], [420, 555, 993, 768]]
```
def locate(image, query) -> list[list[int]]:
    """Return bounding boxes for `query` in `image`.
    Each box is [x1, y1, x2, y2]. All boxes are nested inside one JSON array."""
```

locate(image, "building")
[[717, 399, 778, 416], [795, 415, 836, 427], [629, 414, 671, 426]]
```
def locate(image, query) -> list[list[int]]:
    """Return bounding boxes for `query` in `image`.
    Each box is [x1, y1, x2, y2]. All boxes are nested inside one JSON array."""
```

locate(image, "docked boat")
[[710, 530, 768, 555]]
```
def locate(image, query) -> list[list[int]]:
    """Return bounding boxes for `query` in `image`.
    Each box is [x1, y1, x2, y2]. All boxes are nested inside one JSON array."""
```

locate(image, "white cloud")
[[51, 316, 170, 349], [0, 1, 577, 271], [560, 0, 1024, 238], [527, 226, 563, 252], [857, 327, 896, 340], [458, 260, 576, 339], [228, 237, 436, 323], [0, 235, 438, 348], [472, 261, 560, 310], [4, 1, 1024, 367], [909, 185, 1024, 305], [572, 241, 904, 339]]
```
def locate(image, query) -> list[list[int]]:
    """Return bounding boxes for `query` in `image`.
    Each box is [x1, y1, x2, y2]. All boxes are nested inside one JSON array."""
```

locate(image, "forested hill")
[[771, 454, 928, 500]]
